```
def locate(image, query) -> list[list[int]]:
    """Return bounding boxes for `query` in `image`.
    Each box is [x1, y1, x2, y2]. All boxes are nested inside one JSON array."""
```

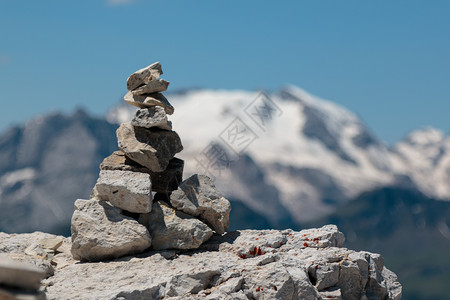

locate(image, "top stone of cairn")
[[126, 61, 163, 91]]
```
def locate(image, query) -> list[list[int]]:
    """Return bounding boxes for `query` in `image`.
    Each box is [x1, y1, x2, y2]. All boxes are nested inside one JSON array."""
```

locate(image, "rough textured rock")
[[0, 255, 46, 290], [0, 232, 66, 278], [70, 199, 151, 261], [124, 91, 174, 114], [100, 151, 184, 193], [170, 174, 231, 234], [147, 201, 213, 250], [132, 79, 170, 95], [21, 225, 402, 300], [126, 61, 163, 91], [116, 122, 183, 172], [131, 106, 172, 130], [91, 170, 152, 213]]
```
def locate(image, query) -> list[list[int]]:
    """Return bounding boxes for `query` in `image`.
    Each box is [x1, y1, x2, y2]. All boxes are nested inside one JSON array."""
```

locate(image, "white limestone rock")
[[100, 151, 184, 193], [70, 199, 151, 262], [126, 62, 163, 91], [147, 201, 213, 250], [0, 226, 401, 300], [91, 169, 152, 213], [131, 106, 172, 130], [170, 174, 231, 234], [132, 79, 170, 95], [116, 122, 183, 172], [124, 91, 174, 115]]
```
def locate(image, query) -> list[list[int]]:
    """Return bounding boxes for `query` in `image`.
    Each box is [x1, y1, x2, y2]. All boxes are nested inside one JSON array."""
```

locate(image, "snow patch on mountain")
[[394, 127, 450, 198]]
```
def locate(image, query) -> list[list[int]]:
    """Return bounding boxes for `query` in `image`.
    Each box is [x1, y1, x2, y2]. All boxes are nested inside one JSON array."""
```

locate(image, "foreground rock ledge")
[[0, 225, 402, 300]]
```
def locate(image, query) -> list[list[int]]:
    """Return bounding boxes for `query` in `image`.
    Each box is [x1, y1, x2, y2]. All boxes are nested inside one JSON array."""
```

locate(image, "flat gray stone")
[[91, 170, 152, 213], [0, 255, 46, 290], [147, 201, 213, 250], [170, 174, 231, 234], [131, 106, 172, 130], [70, 199, 151, 262], [126, 62, 162, 91], [0, 287, 46, 300], [100, 151, 183, 193], [124, 92, 174, 115], [132, 79, 170, 95], [116, 122, 183, 172]]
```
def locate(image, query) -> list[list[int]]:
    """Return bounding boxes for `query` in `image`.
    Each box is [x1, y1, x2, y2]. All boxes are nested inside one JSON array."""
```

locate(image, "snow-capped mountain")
[[0, 109, 118, 234], [107, 86, 449, 224], [1, 85, 448, 233], [394, 127, 450, 199]]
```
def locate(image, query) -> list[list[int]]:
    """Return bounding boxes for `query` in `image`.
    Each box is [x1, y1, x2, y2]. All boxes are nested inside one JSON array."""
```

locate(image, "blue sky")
[[0, 0, 449, 144]]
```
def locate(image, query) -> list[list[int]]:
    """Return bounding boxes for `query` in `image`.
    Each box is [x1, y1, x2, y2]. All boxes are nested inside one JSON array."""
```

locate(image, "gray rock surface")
[[147, 201, 213, 250], [10, 225, 401, 300], [116, 122, 183, 172], [70, 199, 151, 261], [170, 174, 231, 234], [91, 170, 152, 213], [132, 79, 170, 95], [126, 62, 163, 91], [0, 232, 66, 278], [100, 151, 184, 193], [131, 106, 172, 130], [124, 91, 174, 115], [0, 255, 46, 290]]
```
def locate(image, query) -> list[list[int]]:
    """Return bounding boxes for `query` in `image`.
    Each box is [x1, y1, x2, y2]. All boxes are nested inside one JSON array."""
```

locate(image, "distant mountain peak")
[[402, 127, 445, 146], [1, 84, 449, 234]]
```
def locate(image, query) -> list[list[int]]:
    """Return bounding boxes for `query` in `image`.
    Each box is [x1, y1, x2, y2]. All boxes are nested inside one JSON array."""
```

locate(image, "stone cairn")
[[70, 62, 231, 262]]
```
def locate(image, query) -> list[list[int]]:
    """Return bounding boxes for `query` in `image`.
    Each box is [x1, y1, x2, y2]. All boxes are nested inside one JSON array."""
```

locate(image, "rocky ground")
[[0, 225, 401, 300]]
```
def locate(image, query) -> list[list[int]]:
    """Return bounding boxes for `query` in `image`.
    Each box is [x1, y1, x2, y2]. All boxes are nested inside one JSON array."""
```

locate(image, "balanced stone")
[[124, 92, 174, 115], [100, 152, 184, 193], [71, 199, 151, 262], [126, 61, 162, 91], [131, 106, 172, 130], [132, 79, 170, 95], [100, 151, 149, 173], [117, 122, 183, 172], [147, 201, 213, 250], [170, 174, 231, 234], [91, 170, 152, 213], [0, 256, 46, 290]]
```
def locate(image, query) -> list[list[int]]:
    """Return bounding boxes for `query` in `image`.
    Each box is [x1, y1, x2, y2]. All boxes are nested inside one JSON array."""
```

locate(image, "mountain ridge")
[[1, 85, 449, 233]]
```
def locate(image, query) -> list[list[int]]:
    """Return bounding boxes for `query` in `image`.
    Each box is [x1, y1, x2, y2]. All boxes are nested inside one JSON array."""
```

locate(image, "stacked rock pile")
[[70, 62, 231, 262]]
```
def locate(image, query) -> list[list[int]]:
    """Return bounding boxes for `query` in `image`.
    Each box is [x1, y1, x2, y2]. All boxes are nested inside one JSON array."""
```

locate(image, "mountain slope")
[[1, 85, 449, 234], [394, 127, 450, 199], [109, 86, 447, 224], [0, 109, 118, 234]]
